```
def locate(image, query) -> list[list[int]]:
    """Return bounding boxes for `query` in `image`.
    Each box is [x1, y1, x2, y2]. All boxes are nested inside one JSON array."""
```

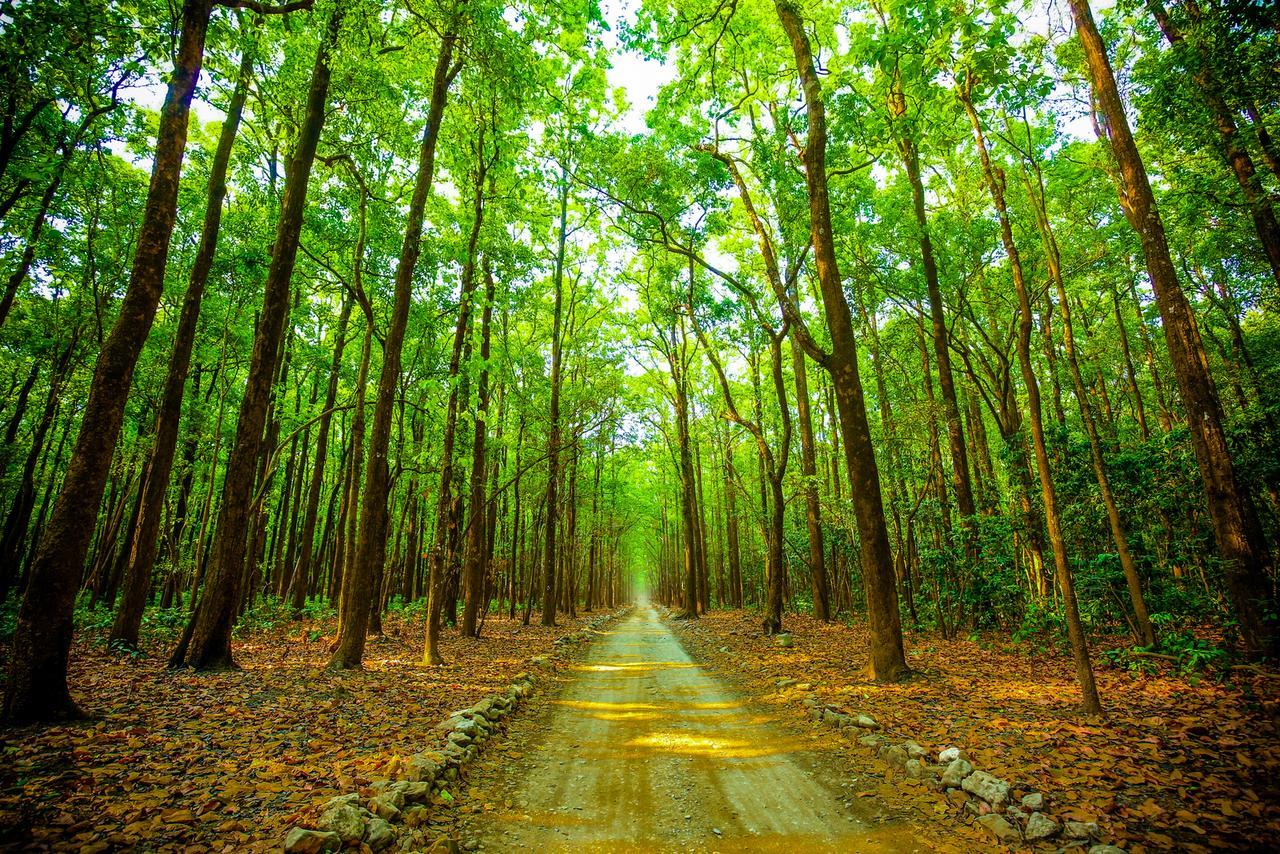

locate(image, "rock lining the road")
[[281, 609, 630, 853]]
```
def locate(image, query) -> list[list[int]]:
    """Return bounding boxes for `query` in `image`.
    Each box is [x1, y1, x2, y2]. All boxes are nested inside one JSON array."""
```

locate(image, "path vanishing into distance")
[[460, 605, 926, 852]]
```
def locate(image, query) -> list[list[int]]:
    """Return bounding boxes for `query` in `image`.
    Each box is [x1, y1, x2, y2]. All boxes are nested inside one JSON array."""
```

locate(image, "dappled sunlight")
[[572, 660, 700, 673], [624, 729, 799, 759]]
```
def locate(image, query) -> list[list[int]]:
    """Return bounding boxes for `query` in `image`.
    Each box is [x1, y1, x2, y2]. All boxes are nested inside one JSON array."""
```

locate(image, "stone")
[[322, 793, 360, 810], [435, 714, 467, 732], [822, 709, 851, 728], [853, 714, 880, 729], [448, 730, 473, 747], [938, 746, 967, 764], [283, 828, 342, 854], [367, 795, 401, 821], [1024, 812, 1060, 841], [407, 754, 443, 784], [1064, 820, 1101, 840], [858, 734, 887, 749], [901, 740, 928, 760], [1004, 807, 1026, 824], [472, 698, 496, 720], [962, 769, 1010, 809], [776, 677, 797, 688], [1021, 792, 1044, 811], [318, 802, 366, 844], [877, 743, 909, 768], [776, 634, 793, 648], [395, 781, 434, 804], [976, 814, 1020, 844], [940, 758, 974, 789], [904, 759, 925, 778], [1088, 848, 1125, 854], [366, 817, 395, 851]]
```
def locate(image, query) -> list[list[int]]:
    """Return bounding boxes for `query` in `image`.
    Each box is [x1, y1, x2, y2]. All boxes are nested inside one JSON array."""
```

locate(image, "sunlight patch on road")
[[625, 730, 795, 758], [572, 660, 700, 673]]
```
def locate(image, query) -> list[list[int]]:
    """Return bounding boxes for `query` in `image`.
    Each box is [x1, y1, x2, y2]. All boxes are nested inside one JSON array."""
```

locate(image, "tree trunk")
[[331, 32, 457, 669], [4, 0, 214, 721], [461, 261, 496, 638], [1005, 112, 1156, 648], [110, 33, 255, 649], [964, 86, 1102, 714], [178, 7, 341, 671], [1071, 0, 1277, 655], [540, 170, 569, 628], [775, 0, 907, 681]]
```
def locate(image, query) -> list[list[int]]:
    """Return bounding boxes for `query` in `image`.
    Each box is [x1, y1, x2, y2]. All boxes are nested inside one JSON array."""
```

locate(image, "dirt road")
[[459, 604, 926, 852]]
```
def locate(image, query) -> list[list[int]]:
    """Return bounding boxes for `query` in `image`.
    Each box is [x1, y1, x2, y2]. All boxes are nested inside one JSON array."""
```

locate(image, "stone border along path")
[[700, 624, 1126, 854], [281, 607, 632, 854]]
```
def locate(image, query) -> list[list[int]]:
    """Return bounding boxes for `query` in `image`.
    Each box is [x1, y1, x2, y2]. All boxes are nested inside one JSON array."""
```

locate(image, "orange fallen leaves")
[[0, 611, 599, 851], [676, 610, 1280, 851]]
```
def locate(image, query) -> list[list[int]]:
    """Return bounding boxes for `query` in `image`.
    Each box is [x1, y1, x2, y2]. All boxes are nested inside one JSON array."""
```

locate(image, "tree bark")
[[461, 261, 496, 637], [3, 0, 215, 721], [331, 30, 457, 669], [964, 85, 1102, 713], [178, 6, 341, 671], [1071, 0, 1277, 655], [110, 32, 255, 649], [775, 0, 907, 680]]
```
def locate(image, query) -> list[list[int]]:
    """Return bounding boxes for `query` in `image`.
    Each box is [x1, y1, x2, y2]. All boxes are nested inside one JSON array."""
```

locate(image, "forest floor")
[[670, 609, 1280, 852], [456, 604, 941, 852], [0, 607, 604, 852]]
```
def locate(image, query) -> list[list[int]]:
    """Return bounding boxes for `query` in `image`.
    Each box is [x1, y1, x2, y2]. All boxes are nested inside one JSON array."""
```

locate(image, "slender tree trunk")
[[461, 262, 496, 638], [110, 35, 255, 649], [894, 123, 977, 534], [540, 171, 569, 628], [332, 33, 457, 669], [1004, 116, 1156, 648], [178, 7, 341, 671], [1147, 0, 1280, 291], [964, 86, 1101, 713], [288, 296, 352, 615], [791, 330, 830, 620], [424, 168, 480, 664]]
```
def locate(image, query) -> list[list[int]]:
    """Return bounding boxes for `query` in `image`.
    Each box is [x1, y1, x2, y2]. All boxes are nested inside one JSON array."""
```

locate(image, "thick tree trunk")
[[178, 7, 341, 671], [3, 0, 214, 721], [1071, 0, 1277, 655], [776, 0, 907, 681]]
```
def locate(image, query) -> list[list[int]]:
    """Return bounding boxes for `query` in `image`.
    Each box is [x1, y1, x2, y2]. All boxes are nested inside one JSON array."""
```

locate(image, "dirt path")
[[459, 604, 928, 852]]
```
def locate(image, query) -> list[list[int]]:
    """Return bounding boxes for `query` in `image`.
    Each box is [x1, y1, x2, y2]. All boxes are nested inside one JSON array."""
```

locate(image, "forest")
[[1, 0, 1278, 851]]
